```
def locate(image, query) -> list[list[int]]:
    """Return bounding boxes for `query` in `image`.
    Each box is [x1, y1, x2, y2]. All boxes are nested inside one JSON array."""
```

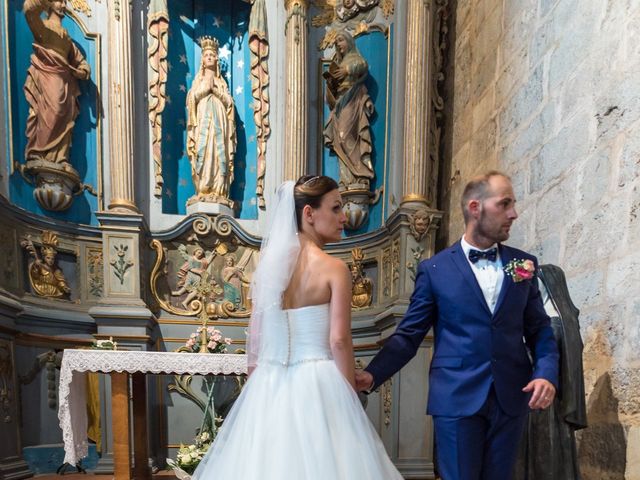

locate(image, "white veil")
[[247, 181, 301, 368]]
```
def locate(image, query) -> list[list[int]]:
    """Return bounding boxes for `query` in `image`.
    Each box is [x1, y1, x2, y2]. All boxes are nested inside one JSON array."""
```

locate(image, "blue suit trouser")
[[432, 385, 526, 480]]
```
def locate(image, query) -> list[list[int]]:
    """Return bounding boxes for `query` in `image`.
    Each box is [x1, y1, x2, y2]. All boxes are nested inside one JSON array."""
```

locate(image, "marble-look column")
[[283, 0, 309, 181], [401, 0, 433, 206], [106, 0, 138, 213]]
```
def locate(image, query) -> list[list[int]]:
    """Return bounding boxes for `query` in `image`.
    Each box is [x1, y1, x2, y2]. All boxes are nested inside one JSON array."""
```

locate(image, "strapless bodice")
[[258, 303, 332, 367]]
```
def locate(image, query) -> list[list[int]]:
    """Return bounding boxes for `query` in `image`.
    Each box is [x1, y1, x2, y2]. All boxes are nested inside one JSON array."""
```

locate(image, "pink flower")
[[212, 332, 222, 342], [522, 259, 535, 272], [224, 338, 232, 345], [207, 340, 218, 350], [186, 338, 196, 347], [514, 266, 533, 281]]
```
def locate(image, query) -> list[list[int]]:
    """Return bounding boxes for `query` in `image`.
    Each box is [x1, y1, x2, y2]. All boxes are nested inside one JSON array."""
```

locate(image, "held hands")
[[355, 369, 374, 392], [522, 378, 556, 409]]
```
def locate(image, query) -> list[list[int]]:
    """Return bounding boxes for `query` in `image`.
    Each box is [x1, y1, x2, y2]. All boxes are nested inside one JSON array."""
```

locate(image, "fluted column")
[[283, 0, 308, 181], [107, 0, 138, 213], [402, 0, 432, 206]]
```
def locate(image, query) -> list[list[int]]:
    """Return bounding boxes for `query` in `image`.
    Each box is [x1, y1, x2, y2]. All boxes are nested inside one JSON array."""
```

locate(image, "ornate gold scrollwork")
[[382, 378, 392, 427], [350, 248, 373, 308], [149, 218, 256, 319]]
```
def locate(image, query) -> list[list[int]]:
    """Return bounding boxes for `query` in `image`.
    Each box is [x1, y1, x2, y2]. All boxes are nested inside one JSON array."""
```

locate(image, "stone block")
[[563, 197, 628, 273], [626, 425, 640, 480], [501, 1, 536, 65], [529, 18, 555, 67], [501, 100, 555, 167], [471, 45, 498, 98], [496, 47, 528, 104], [530, 110, 593, 192], [473, 3, 503, 63], [498, 64, 544, 140], [472, 86, 495, 133], [577, 146, 613, 211], [528, 233, 560, 264], [617, 127, 640, 188], [533, 174, 576, 235], [567, 269, 604, 309], [470, 117, 497, 165], [606, 249, 640, 303]]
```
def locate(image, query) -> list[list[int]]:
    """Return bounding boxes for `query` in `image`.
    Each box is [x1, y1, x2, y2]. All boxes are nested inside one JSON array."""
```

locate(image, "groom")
[[357, 171, 559, 480]]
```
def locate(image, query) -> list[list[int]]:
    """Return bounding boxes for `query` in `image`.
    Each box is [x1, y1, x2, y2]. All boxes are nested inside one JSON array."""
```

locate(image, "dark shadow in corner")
[[577, 372, 627, 480], [435, 0, 457, 252]]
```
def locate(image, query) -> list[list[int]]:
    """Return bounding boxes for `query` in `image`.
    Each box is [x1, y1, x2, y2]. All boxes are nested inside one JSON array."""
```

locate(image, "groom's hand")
[[522, 378, 556, 409], [355, 369, 374, 392]]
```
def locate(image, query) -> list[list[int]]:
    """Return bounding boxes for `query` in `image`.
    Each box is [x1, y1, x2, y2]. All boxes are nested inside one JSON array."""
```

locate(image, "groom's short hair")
[[461, 171, 511, 223]]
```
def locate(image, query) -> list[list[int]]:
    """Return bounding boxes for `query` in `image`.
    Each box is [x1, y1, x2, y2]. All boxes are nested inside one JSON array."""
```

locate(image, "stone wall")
[[449, 0, 640, 478]]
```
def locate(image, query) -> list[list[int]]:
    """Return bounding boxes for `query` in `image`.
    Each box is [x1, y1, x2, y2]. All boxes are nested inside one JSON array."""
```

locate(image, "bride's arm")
[[328, 261, 356, 390]]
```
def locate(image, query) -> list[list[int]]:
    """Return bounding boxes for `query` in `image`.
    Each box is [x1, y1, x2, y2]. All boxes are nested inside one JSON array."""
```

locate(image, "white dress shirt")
[[461, 236, 504, 314]]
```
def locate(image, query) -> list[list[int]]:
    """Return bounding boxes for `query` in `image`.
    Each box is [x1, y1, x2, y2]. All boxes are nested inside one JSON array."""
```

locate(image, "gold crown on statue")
[[199, 36, 219, 52], [41, 231, 59, 256]]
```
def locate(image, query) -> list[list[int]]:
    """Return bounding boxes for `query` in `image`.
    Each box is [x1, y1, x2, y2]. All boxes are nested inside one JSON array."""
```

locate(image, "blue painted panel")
[[6, 1, 99, 225], [23, 443, 99, 474], [161, 0, 257, 219], [321, 28, 393, 236]]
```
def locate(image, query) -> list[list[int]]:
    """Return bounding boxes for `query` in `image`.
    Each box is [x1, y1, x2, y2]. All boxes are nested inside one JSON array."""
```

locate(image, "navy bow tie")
[[468, 247, 497, 263]]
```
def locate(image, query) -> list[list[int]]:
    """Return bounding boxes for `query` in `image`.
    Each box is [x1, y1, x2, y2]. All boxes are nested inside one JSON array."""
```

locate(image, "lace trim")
[[59, 349, 247, 465]]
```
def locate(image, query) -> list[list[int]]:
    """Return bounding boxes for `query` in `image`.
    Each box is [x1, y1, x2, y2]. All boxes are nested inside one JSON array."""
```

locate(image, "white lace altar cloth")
[[58, 349, 247, 465]]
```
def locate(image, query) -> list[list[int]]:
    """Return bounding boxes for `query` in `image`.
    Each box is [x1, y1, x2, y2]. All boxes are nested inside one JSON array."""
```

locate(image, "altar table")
[[58, 349, 247, 479]]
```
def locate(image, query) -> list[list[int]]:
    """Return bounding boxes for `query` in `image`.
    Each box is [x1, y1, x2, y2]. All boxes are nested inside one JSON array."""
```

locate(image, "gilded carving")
[[382, 378, 392, 426], [350, 248, 372, 308], [312, 0, 381, 27], [148, 0, 169, 197], [0, 341, 13, 423], [381, 246, 391, 298], [391, 239, 400, 294], [150, 218, 257, 318], [407, 246, 425, 283], [110, 244, 134, 285], [20, 0, 92, 211], [21, 231, 71, 298], [408, 208, 434, 242], [186, 37, 237, 208], [380, 0, 394, 18], [249, 0, 271, 209], [87, 248, 103, 298], [68, 0, 91, 16]]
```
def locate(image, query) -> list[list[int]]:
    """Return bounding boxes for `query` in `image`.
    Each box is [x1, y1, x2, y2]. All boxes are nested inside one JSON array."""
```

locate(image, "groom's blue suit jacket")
[[366, 241, 559, 417]]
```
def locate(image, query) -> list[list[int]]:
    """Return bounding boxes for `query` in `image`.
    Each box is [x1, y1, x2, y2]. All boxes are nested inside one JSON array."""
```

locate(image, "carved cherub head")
[[409, 209, 431, 241]]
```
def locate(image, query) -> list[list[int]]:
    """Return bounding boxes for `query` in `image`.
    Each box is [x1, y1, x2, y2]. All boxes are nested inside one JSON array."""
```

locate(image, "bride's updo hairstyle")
[[293, 175, 340, 231]]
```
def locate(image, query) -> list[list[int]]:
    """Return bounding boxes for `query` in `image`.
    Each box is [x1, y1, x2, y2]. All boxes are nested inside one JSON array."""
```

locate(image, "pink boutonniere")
[[504, 259, 535, 282]]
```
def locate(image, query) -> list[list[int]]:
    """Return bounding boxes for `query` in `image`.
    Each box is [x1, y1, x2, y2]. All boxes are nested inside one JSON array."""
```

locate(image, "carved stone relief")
[[150, 216, 258, 319]]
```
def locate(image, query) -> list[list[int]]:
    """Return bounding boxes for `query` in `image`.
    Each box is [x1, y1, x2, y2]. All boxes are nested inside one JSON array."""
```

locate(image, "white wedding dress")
[[192, 303, 403, 479]]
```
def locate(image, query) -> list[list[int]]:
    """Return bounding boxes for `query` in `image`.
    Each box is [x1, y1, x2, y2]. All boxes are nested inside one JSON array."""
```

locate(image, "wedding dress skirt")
[[192, 303, 403, 479]]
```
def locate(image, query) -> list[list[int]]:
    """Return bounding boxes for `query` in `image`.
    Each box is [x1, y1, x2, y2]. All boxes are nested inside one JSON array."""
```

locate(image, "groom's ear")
[[467, 199, 481, 219]]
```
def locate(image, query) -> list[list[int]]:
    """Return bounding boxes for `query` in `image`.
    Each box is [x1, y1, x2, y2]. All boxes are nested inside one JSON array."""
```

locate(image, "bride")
[[193, 175, 402, 479]]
